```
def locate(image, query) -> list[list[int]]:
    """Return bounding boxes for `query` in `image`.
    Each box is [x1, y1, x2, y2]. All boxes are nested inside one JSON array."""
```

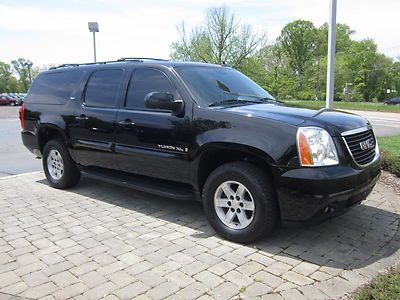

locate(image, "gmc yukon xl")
[[20, 58, 381, 243]]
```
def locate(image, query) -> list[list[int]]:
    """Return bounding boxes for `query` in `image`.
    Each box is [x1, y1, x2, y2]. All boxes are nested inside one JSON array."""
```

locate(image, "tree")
[[277, 20, 317, 79], [0, 62, 20, 93], [11, 58, 33, 92], [170, 5, 267, 68], [344, 39, 389, 101]]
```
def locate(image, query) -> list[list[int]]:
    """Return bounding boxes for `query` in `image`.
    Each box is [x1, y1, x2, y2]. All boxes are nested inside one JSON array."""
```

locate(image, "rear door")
[[70, 68, 127, 169], [114, 67, 193, 183]]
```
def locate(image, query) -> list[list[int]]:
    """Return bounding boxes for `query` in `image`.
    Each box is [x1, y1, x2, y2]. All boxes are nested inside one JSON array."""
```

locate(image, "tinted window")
[[175, 66, 274, 106], [84, 69, 124, 108], [125, 68, 179, 109], [26, 71, 84, 104]]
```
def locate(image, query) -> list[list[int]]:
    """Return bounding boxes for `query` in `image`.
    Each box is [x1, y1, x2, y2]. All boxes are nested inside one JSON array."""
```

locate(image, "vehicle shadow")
[[37, 176, 399, 271]]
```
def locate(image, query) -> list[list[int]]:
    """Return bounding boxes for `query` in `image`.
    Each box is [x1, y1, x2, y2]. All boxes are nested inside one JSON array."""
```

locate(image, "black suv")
[[20, 58, 381, 243]]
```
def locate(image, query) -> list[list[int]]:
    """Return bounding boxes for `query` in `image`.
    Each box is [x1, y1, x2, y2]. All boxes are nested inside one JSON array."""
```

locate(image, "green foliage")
[[170, 5, 267, 68], [170, 6, 399, 102], [0, 58, 36, 93], [378, 135, 400, 177], [353, 267, 400, 300], [0, 62, 20, 92], [277, 20, 317, 78], [11, 58, 34, 92]]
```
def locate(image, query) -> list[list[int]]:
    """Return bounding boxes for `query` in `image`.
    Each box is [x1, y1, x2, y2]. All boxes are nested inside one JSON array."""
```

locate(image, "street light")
[[326, 0, 337, 109], [88, 22, 99, 63]]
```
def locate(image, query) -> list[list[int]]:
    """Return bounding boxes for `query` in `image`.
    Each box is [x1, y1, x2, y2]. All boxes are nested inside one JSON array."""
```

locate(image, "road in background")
[[0, 107, 41, 177], [0, 107, 399, 177], [345, 110, 400, 137]]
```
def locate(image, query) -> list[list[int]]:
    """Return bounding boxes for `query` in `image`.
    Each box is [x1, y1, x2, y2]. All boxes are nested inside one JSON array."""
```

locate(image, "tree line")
[[2, 5, 399, 102], [0, 58, 40, 93], [171, 5, 400, 102]]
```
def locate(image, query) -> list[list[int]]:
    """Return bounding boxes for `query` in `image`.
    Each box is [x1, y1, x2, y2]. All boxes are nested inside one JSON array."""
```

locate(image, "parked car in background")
[[0, 95, 17, 106], [384, 97, 400, 105]]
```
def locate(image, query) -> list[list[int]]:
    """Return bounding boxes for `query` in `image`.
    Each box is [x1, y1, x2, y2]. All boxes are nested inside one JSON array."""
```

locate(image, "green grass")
[[378, 135, 400, 177], [284, 100, 400, 113], [353, 267, 400, 300]]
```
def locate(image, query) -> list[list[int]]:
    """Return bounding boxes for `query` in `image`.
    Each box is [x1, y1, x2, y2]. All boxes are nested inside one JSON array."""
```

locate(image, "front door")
[[70, 68, 126, 169], [114, 67, 193, 184]]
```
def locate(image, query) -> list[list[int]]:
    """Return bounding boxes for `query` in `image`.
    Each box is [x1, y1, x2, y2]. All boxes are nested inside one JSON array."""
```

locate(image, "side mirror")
[[145, 92, 184, 116]]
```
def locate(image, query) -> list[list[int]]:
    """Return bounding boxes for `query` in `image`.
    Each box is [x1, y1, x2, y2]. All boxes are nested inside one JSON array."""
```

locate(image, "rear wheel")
[[43, 139, 80, 189], [202, 162, 278, 243]]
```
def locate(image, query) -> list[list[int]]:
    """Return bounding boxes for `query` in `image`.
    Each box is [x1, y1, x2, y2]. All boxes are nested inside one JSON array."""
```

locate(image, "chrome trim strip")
[[341, 125, 372, 137]]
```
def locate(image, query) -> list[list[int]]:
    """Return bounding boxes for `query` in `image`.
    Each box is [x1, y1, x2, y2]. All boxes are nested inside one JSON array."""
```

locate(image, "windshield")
[[174, 66, 275, 106]]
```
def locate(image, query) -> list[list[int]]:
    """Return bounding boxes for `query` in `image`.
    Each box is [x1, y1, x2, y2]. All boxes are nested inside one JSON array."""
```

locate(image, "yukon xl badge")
[[359, 139, 372, 151], [158, 144, 188, 153]]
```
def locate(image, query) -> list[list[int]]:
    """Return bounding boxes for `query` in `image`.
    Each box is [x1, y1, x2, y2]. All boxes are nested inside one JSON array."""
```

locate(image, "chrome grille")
[[343, 129, 376, 166]]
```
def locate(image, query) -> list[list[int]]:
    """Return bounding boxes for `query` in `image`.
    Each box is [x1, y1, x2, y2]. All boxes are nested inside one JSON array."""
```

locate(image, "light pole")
[[88, 22, 99, 63], [326, 0, 337, 109]]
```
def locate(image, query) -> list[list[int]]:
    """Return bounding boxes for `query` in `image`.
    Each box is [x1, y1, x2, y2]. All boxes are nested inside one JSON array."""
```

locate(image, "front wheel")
[[43, 139, 81, 189], [202, 162, 278, 243]]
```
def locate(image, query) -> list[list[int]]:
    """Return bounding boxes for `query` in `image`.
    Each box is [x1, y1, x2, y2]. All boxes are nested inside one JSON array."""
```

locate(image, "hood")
[[223, 103, 370, 136]]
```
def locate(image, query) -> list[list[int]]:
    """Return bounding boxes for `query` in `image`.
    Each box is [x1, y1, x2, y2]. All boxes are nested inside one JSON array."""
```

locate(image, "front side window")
[[174, 66, 274, 106], [84, 69, 124, 108], [125, 68, 180, 109]]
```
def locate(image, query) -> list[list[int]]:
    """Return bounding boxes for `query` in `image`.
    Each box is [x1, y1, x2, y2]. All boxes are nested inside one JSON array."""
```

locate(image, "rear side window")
[[84, 69, 124, 108], [26, 71, 84, 104], [125, 68, 179, 109]]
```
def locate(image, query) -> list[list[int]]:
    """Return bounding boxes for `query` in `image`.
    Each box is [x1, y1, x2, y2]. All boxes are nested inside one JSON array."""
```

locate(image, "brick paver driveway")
[[0, 173, 399, 300]]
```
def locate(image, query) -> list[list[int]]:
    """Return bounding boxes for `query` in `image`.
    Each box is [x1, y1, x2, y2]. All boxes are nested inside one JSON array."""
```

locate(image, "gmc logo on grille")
[[359, 139, 373, 151]]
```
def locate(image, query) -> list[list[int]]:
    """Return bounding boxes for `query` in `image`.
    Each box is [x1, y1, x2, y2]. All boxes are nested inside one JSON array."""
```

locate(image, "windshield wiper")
[[253, 97, 284, 104], [208, 99, 263, 107]]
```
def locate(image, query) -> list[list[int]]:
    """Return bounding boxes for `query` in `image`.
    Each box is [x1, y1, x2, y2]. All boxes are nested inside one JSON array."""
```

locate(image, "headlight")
[[297, 127, 339, 166]]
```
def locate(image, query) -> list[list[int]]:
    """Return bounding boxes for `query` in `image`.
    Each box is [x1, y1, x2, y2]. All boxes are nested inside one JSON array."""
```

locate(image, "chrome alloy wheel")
[[47, 149, 64, 180], [214, 181, 255, 229]]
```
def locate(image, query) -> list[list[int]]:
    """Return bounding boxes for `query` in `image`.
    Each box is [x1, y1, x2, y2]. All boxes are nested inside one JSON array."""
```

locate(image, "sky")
[[1, 0, 399, 67]]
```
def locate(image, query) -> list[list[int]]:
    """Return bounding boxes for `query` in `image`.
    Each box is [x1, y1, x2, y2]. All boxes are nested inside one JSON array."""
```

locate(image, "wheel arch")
[[194, 142, 276, 193], [37, 124, 68, 153]]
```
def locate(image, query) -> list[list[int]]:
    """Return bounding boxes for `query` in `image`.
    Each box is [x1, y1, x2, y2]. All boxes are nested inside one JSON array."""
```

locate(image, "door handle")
[[76, 115, 89, 120], [118, 119, 135, 126]]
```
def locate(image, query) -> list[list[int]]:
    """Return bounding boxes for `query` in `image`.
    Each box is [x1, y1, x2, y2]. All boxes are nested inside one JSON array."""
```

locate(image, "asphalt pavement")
[[0, 106, 399, 178], [0, 114, 41, 178], [343, 109, 400, 137]]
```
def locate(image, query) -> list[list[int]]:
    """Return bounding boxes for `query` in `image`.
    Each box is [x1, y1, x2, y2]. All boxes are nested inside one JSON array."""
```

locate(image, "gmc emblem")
[[359, 139, 373, 151]]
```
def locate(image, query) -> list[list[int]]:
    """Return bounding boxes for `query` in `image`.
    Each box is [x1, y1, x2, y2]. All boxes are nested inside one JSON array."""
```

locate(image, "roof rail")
[[49, 57, 169, 70], [49, 60, 120, 70], [117, 57, 169, 62]]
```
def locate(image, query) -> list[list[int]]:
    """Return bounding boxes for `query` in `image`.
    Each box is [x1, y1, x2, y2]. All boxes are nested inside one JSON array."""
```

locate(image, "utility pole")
[[326, 0, 337, 109], [88, 22, 99, 63]]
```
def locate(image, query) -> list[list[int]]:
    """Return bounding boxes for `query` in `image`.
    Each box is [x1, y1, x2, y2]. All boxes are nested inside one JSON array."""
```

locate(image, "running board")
[[80, 167, 197, 201]]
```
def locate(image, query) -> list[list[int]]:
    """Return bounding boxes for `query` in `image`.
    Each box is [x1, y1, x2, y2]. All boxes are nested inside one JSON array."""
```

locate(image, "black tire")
[[202, 162, 278, 243], [42, 139, 81, 189]]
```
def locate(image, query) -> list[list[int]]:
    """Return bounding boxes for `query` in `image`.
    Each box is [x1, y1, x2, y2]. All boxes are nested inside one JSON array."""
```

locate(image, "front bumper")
[[275, 156, 381, 224]]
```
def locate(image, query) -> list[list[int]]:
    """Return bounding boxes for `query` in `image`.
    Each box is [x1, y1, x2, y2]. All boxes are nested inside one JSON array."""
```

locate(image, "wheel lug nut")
[[239, 203, 244, 207], [237, 208, 241, 213], [236, 196, 240, 200], [230, 196, 234, 200], [227, 201, 231, 206], [230, 208, 235, 212]]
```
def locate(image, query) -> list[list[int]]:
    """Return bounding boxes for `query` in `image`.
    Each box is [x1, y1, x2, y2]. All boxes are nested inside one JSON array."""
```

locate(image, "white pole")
[[93, 32, 97, 63], [326, 0, 337, 109]]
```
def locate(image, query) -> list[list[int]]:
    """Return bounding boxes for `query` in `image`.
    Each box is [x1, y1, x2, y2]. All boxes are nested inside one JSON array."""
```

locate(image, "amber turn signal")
[[297, 131, 313, 166]]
